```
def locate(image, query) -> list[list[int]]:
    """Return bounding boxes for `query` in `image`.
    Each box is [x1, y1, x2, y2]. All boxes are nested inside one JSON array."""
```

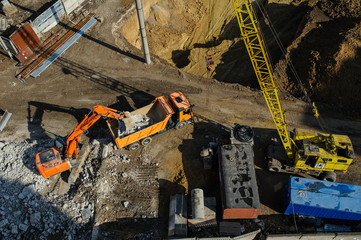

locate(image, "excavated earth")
[[1, 0, 361, 239]]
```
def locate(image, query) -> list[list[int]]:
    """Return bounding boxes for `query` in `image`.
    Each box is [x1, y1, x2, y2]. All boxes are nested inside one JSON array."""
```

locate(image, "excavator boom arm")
[[65, 105, 126, 159], [232, 0, 293, 158]]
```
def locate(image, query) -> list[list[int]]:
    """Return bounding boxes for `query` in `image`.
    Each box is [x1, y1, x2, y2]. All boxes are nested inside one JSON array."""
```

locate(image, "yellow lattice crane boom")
[[231, 0, 355, 182], [232, 0, 293, 158]]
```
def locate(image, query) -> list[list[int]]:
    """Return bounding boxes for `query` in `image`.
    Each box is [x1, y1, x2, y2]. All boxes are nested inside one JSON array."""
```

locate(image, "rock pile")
[[0, 137, 160, 239], [0, 140, 94, 240], [118, 113, 154, 137]]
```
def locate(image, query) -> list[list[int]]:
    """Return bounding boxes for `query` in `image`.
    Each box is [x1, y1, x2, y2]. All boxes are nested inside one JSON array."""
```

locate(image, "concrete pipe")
[[191, 188, 205, 221]]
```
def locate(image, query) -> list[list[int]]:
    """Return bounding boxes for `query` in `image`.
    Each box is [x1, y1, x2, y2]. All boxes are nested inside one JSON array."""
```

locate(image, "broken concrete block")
[[10, 224, 18, 234], [18, 223, 28, 231], [81, 208, 91, 221], [30, 212, 41, 226], [122, 201, 129, 208], [0, 17, 7, 31], [0, 219, 9, 228], [1, 0, 17, 16], [101, 144, 108, 159], [168, 194, 187, 237]]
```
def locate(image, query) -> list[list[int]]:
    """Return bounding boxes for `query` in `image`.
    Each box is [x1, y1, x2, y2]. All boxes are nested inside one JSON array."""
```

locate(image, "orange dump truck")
[[107, 91, 193, 151]]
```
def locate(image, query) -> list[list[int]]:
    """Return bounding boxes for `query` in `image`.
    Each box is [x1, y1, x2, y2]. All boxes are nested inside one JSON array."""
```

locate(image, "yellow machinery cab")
[[293, 132, 354, 172]]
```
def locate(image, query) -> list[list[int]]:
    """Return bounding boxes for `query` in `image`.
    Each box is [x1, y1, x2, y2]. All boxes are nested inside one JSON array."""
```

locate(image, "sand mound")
[[114, 0, 361, 112]]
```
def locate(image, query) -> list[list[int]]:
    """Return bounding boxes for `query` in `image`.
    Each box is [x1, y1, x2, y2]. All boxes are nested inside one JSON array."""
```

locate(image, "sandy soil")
[[1, 0, 361, 238]]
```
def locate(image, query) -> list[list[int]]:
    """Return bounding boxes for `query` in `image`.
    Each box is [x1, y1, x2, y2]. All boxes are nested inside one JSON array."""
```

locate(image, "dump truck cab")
[[168, 91, 193, 127]]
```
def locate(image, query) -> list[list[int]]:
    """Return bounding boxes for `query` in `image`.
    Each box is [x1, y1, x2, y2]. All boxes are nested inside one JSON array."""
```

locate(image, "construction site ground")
[[1, 0, 361, 239]]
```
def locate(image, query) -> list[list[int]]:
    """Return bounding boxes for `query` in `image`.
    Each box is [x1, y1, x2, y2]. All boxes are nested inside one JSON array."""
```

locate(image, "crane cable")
[[253, 0, 328, 132]]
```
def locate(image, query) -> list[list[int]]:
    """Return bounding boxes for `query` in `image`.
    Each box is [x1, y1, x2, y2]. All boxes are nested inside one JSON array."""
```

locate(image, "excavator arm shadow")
[[27, 101, 90, 140]]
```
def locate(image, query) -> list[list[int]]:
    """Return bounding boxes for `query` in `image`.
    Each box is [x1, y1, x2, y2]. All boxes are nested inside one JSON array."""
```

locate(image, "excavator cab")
[[35, 147, 71, 178], [35, 135, 71, 178]]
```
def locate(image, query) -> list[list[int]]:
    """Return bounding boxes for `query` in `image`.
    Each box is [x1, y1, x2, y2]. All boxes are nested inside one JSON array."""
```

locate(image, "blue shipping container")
[[284, 177, 361, 221]]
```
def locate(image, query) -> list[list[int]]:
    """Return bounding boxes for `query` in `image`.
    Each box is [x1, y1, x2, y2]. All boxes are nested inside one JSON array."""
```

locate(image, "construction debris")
[[10, 22, 42, 64], [1, 0, 17, 16], [219, 221, 244, 236], [30, 17, 97, 78], [188, 196, 217, 229], [118, 113, 154, 137], [0, 140, 95, 239], [0, 17, 9, 31], [168, 194, 187, 237]]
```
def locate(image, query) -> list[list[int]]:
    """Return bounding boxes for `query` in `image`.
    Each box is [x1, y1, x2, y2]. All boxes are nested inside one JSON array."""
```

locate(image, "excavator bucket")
[[0, 110, 12, 131]]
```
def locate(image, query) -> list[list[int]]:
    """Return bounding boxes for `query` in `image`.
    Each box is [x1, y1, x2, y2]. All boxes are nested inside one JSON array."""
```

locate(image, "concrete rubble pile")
[[0, 133, 155, 239], [118, 113, 154, 137], [0, 140, 100, 240], [1, 0, 17, 16]]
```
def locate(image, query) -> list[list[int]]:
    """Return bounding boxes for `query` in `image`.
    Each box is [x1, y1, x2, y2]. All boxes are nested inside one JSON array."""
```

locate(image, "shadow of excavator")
[[27, 101, 90, 141]]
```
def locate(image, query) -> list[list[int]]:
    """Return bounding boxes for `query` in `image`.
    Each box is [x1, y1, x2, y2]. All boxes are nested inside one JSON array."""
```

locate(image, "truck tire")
[[321, 171, 336, 182], [175, 121, 186, 130], [268, 159, 282, 172], [128, 142, 140, 151], [141, 137, 152, 146]]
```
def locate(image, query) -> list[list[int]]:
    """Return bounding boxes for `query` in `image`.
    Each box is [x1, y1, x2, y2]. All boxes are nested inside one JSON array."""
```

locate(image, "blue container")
[[284, 177, 361, 221]]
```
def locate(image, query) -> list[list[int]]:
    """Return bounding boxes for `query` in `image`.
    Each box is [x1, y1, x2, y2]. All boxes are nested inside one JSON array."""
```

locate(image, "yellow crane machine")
[[232, 0, 354, 181]]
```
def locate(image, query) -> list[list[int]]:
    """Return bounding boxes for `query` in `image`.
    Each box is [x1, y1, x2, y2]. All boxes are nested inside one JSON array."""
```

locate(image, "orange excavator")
[[35, 105, 127, 178]]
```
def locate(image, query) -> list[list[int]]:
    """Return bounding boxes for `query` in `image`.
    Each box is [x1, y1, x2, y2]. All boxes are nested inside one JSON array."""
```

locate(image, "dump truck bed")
[[107, 96, 174, 149]]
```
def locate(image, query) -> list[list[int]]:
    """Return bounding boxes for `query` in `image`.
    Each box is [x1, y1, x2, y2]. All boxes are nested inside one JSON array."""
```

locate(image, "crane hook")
[[312, 102, 320, 118]]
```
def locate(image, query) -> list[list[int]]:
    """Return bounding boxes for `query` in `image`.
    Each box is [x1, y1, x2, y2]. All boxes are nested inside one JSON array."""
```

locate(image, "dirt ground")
[[1, 0, 361, 239]]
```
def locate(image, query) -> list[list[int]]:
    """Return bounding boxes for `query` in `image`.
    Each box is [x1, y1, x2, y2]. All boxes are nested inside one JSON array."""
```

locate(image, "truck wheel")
[[268, 159, 282, 172], [141, 137, 152, 146], [175, 121, 186, 130], [128, 142, 140, 151], [321, 171, 336, 182]]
